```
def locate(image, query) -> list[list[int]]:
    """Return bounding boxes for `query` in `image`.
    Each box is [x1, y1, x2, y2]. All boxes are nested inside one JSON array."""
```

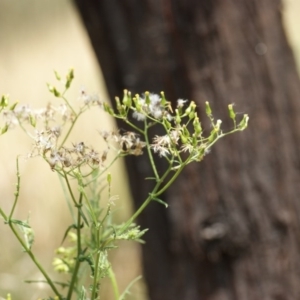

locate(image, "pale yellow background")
[[0, 0, 298, 299]]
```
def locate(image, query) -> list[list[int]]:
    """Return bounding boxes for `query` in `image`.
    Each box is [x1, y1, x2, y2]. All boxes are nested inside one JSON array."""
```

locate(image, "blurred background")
[[0, 1, 146, 299], [0, 0, 300, 299]]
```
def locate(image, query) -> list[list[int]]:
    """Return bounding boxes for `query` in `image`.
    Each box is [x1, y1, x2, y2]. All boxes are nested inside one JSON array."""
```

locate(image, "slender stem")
[[91, 226, 101, 300], [59, 113, 80, 149], [144, 122, 159, 181], [120, 194, 152, 234], [1, 157, 61, 297], [57, 174, 76, 223], [154, 164, 186, 197], [63, 171, 78, 207], [118, 156, 185, 234], [108, 267, 120, 300], [123, 118, 144, 135], [84, 154, 120, 186], [9, 222, 62, 299], [0, 207, 7, 220], [61, 95, 77, 116], [82, 191, 98, 224], [67, 193, 83, 300], [9, 157, 20, 219]]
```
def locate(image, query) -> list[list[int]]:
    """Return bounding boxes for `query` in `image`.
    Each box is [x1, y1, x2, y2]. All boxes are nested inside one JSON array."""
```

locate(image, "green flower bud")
[[65, 68, 74, 89], [29, 114, 36, 127], [145, 91, 151, 105], [185, 101, 196, 116], [175, 109, 181, 124], [9, 101, 18, 111], [182, 124, 190, 137], [0, 95, 9, 107], [238, 114, 249, 130], [163, 117, 172, 129], [180, 134, 188, 144], [189, 110, 195, 120], [1, 124, 9, 135], [115, 97, 122, 112], [47, 84, 60, 97], [193, 115, 202, 135], [122, 89, 132, 107], [54, 70, 61, 81], [205, 101, 212, 116], [214, 119, 222, 132], [228, 104, 236, 120], [103, 102, 114, 115], [160, 91, 167, 105]]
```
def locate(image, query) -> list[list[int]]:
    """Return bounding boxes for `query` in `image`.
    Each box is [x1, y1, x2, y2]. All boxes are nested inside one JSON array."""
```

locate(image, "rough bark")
[[74, 0, 300, 299]]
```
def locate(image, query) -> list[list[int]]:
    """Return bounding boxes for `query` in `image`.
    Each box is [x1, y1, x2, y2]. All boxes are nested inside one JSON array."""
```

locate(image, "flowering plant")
[[0, 70, 248, 300]]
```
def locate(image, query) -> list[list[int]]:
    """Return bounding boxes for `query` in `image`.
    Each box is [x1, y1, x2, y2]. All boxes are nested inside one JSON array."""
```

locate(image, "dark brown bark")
[[74, 0, 300, 299]]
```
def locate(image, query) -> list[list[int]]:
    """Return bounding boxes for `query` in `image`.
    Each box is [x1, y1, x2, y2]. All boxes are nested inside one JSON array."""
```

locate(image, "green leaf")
[[152, 197, 168, 208], [78, 285, 87, 300], [60, 224, 76, 245], [79, 208, 89, 226], [10, 219, 30, 227], [119, 275, 142, 300]]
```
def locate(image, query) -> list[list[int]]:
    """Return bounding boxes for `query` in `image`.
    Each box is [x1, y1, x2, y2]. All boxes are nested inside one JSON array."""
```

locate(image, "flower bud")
[[175, 109, 181, 124], [9, 101, 19, 111], [145, 91, 151, 105], [29, 114, 36, 127], [47, 84, 60, 97], [122, 89, 132, 107], [193, 115, 202, 135], [65, 68, 74, 89], [228, 104, 236, 120], [205, 101, 212, 116], [0, 95, 9, 108], [103, 102, 114, 115], [1, 124, 9, 135], [160, 91, 167, 105], [215, 119, 222, 132], [163, 117, 172, 129], [54, 70, 61, 81], [238, 114, 249, 130]]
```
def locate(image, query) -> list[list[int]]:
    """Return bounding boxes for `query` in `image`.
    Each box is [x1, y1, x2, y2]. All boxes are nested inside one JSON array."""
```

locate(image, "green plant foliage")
[[0, 70, 248, 299]]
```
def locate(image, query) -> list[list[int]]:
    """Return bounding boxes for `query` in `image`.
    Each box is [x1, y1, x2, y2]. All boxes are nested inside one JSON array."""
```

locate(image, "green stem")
[[108, 267, 120, 300], [58, 106, 89, 149], [123, 118, 144, 135], [84, 154, 120, 186], [119, 156, 187, 234], [63, 171, 78, 207], [62, 95, 77, 116], [120, 194, 152, 234], [1, 157, 62, 298], [59, 114, 79, 149], [144, 122, 159, 181], [91, 226, 101, 300], [0, 207, 7, 220], [154, 162, 187, 197], [9, 157, 20, 219], [9, 222, 62, 299], [67, 193, 83, 300]]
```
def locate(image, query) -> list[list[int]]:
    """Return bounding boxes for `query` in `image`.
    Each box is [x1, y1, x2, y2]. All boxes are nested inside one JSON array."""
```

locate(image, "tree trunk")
[[74, 0, 300, 299]]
